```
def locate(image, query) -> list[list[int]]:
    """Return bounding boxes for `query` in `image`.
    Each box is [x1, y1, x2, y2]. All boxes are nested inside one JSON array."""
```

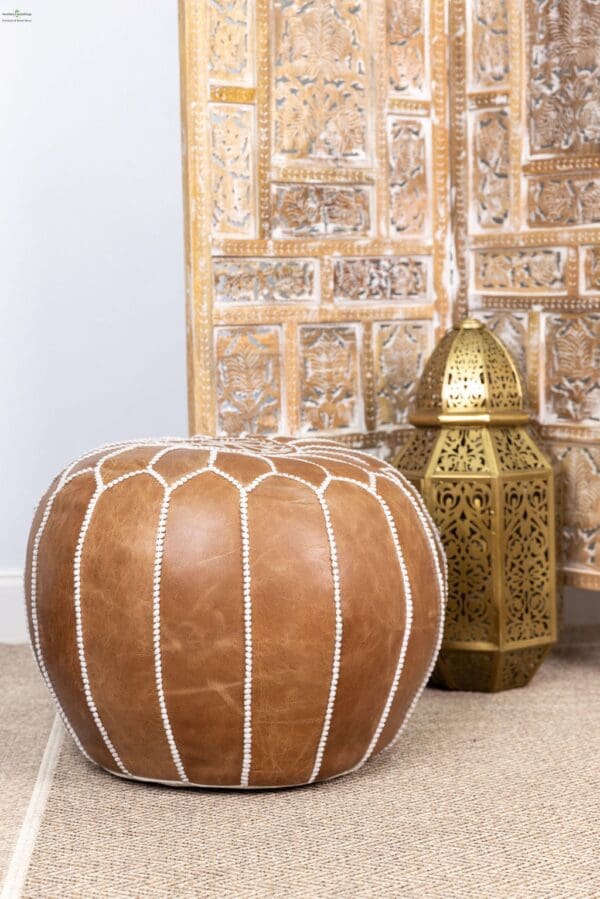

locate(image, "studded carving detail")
[[528, 177, 600, 228], [181, 0, 449, 459], [584, 246, 600, 291], [272, 185, 372, 238], [208, 0, 253, 85]]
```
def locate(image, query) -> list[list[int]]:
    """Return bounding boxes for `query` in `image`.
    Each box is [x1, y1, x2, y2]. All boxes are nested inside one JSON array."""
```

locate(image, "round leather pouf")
[[26, 436, 446, 789]]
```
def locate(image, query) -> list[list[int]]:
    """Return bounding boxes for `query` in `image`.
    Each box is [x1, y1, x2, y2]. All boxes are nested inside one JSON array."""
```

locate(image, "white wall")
[[0, 2, 187, 640]]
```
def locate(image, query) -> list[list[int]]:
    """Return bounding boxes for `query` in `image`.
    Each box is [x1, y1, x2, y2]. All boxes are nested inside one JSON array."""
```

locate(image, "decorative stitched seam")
[[298, 450, 378, 480], [309, 477, 343, 784], [318, 476, 414, 771], [29, 465, 97, 762], [245, 470, 342, 784], [239, 489, 253, 788], [351, 490, 413, 769], [27, 438, 145, 759], [73, 480, 130, 774], [374, 471, 447, 753], [152, 488, 189, 783], [70, 446, 157, 776]]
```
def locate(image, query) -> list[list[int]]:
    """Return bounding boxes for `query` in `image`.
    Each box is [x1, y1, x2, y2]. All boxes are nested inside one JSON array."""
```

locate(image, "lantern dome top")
[[411, 318, 528, 426]]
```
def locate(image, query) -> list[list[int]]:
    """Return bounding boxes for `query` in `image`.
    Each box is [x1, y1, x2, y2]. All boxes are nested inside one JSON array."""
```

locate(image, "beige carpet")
[[0, 645, 598, 899]]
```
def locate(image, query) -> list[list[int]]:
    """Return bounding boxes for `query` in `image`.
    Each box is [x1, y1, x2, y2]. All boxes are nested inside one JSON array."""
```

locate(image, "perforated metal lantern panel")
[[395, 319, 558, 692]]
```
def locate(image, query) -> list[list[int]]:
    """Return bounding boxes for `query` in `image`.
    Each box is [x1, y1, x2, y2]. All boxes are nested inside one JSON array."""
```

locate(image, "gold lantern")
[[394, 319, 558, 692]]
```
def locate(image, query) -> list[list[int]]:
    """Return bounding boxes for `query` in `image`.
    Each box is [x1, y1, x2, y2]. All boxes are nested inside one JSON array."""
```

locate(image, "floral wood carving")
[[216, 326, 282, 434], [472, 109, 510, 229], [584, 246, 600, 291], [374, 321, 430, 427], [528, 0, 600, 155], [528, 177, 600, 228], [273, 0, 369, 163], [182, 0, 449, 466], [551, 443, 600, 574], [210, 104, 256, 237], [214, 259, 317, 304], [272, 185, 371, 238], [300, 326, 360, 431], [388, 117, 428, 236], [474, 249, 566, 292], [545, 315, 600, 423], [471, 0, 509, 88], [208, 0, 252, 85], [333, 257, 428, 302], [387, 0, 426, 96]]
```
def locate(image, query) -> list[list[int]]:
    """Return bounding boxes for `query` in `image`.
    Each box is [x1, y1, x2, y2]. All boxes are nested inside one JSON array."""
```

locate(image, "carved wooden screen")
[[180, 0, 600, 588], [448, 0, 600, 590], [179, 0, 450, 459]]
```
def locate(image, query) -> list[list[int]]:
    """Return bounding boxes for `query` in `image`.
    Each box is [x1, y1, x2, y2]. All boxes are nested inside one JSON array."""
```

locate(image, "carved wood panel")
[[181, 0, 600, 587], [180, 0, 450, 460], [452, 0, 600, 589]]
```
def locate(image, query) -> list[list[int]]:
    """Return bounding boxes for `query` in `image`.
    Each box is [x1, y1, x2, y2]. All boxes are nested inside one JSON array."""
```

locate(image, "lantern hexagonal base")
[[431, 644, 553, 692]]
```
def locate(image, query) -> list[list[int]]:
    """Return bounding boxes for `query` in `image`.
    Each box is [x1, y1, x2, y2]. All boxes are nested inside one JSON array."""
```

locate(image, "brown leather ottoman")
[[26, 436, 446, 788]]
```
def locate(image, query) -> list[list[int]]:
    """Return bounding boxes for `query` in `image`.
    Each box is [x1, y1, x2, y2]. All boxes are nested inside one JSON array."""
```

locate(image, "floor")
[[1, 644, 598, 898]]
